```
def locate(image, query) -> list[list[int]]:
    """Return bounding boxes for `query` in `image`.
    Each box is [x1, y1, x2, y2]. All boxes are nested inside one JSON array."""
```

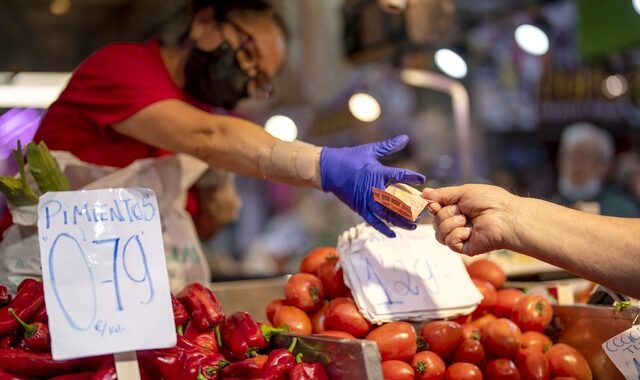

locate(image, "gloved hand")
[[320, 135, 425, 237]]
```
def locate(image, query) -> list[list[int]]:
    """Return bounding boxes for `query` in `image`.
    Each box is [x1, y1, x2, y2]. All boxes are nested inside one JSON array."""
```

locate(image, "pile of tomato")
[[265, 246, 594, 380]]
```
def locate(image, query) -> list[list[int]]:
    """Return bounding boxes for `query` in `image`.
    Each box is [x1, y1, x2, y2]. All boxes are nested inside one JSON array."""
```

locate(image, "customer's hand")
[[423, 184, 517, 255], [320, 135, 425, 237]]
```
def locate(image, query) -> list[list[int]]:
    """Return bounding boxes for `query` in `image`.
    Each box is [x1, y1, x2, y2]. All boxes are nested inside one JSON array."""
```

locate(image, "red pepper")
[[254, 338, 297, 380], [0, 281, 44, 336], [138, 338, 228, 380], [221, 354, 268, 378], [0, 349, 106, 377], [177, 283, 224, 330], [288, 354, 329, 380], [171, 294, 189, 330], [91, 357, 116, 380], [190, 351, 228, 380], [8, 308, 50, 352], [0, 286, 11, 308], [220, 312, 288, 361], [184, 321, 219, 352], [48, 373, 94, 380], [0, 331, 17, 349], [16, 279, 38, 294], [32, 307, 47, 324], [0, 370, 29, 380]]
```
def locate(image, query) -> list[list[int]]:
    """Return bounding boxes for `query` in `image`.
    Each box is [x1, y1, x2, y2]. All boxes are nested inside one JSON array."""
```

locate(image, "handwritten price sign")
[[339, 224, 483, 323], [37, 188, 176, 360], [602, 325, 640, 379]]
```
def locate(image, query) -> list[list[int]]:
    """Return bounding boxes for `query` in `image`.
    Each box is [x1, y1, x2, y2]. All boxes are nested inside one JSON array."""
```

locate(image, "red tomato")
[[382, 360, 415, 380], [316, 259, 351, 299], [420, 321, 464, 362], [467, 259, 506, 289], [453, 339, 486, 368], [317, 330, 356, 339], [411, 351, 446, 380], [299, 246, 338, 274], [521, 331, 553, 353], [366, 322, 417, 362], [266, 299, 286, 323], [324, 297, 372, 338], [273, 305, 312, 335], [551, 378, 578, 380], [284, 273, 325, 312], [515, 349, 550, 380], [453, 314, 473, 325], [472, 278, 498, 318], [481, 318, 522, 359], [310, 302, 330, 334], [463, 324, 482, 341], [485, 359, 521, 380], [493, 289, 524, 318], [445, 362, 483, 380], [470, 313, 497, 330], [544, 344, 592, 380], [511, 295, 553, 333]]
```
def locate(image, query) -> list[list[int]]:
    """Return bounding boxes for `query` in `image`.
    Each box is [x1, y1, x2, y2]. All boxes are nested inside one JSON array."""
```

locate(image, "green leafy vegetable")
[[0, 141, 38, 206], [613, 300, 632, 312], [26, 141, 70, 193]]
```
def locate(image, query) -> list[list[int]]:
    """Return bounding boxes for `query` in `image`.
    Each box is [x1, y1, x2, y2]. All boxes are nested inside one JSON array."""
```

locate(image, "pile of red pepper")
[[0, 280, 330, 380]]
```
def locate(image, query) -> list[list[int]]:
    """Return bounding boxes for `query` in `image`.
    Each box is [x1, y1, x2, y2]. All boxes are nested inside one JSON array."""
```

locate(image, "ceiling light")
[[348, 93, 381, 122], [434, 49, 468, 79], [514, 24, 549, 56], [602, 74, 628, 98], [50, 0, 71, 16], [265, 115, 298, 141]]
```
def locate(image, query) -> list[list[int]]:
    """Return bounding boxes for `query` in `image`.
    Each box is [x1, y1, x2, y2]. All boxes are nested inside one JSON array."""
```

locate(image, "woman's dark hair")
[[159, 0, 288, 45]]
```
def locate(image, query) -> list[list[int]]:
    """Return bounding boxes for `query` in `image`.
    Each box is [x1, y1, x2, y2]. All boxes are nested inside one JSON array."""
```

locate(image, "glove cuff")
[[258, 141, 322, 189]]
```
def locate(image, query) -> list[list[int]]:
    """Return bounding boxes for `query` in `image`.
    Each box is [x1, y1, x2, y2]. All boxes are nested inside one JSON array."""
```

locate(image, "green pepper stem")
[[8, 308, 36, 335], [287, 337, 298, 353], [260, 324, 289, 341], [214, 324, 222, 348], [176, 325, 184, 336], [295, 352, 304, 364]]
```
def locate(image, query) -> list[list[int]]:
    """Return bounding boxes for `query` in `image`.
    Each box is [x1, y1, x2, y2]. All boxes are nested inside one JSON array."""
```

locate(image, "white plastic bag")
[[0, 152, 210, 292]]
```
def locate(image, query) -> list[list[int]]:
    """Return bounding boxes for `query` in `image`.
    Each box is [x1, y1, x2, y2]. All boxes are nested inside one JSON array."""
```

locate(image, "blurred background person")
[[613, 151, 640, 209], [553, 122, 639, 217]]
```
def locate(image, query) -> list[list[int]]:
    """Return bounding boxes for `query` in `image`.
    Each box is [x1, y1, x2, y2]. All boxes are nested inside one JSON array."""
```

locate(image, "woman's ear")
[[190, 6, 216, 40]]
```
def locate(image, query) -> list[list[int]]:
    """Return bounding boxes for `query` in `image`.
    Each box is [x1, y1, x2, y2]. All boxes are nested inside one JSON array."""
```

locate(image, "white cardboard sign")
[[339, 224, 483, 323], [602, 325, 640, 380], [37, 188, 176, 360]]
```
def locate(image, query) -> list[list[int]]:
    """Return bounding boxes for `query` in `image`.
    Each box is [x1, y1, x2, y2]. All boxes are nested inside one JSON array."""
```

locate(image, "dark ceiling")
[[0, 0, 178, 71], [0, 0, 557, 72]]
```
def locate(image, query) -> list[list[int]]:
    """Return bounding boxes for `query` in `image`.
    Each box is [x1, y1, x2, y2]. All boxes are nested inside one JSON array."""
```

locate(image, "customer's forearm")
[[507, 196, 640, 297]]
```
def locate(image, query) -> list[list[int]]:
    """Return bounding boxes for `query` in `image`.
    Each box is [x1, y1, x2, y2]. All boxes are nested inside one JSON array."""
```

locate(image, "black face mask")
[[183, 41, 251, 110]]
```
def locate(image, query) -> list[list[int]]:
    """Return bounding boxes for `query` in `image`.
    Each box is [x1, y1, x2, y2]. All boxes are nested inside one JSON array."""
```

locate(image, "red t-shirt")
[[35, 39, 187, 167], [1, 40, 201, 239]]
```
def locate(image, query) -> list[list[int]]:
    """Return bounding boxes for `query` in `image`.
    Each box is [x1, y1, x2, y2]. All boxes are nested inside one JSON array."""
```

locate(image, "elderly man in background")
[[614, 151, 640, 209], [554, 122, 639, 217]]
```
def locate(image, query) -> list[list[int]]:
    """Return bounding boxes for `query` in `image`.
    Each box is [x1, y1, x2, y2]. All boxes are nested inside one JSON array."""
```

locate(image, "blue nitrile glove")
[[320, 135, 426, 238]]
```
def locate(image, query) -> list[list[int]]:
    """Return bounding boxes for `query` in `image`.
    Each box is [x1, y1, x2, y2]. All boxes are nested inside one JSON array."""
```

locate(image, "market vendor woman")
[[27, 0, 424, 240]]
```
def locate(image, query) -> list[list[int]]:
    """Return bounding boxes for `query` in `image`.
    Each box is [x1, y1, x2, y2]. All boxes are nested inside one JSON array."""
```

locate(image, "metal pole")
[[400, 69, 473, 181]]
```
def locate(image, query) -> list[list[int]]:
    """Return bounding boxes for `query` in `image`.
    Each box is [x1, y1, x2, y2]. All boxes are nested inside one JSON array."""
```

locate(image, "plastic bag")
[[0, 151, 210, 292]]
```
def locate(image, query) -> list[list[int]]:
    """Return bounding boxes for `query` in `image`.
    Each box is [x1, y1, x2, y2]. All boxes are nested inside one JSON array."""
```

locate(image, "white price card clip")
[[372, 184, 429, 222], [602, 324, 640, 379], [37, 188, 176, 379]]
